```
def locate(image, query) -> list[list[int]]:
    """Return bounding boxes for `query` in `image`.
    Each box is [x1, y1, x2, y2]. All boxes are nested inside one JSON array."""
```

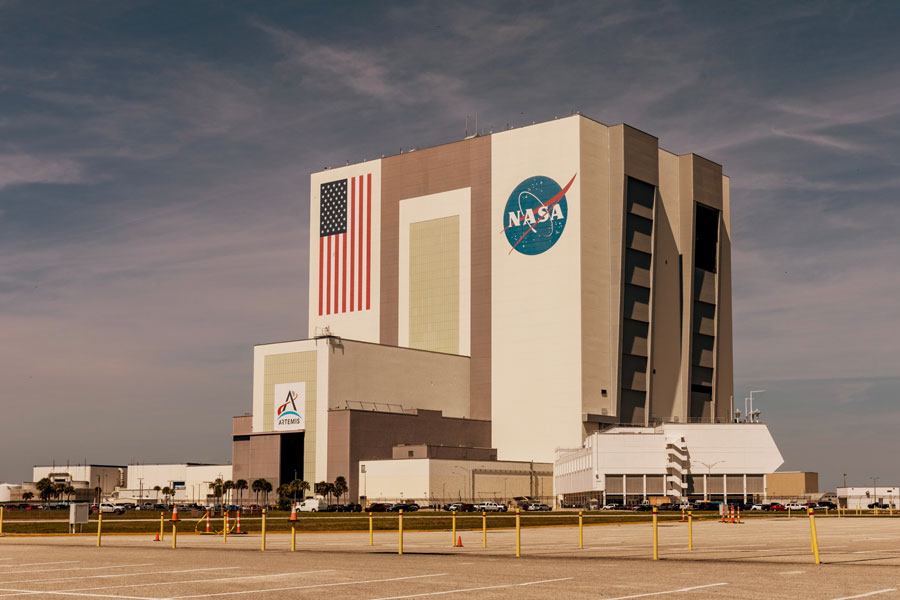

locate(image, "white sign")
[[273, 382, 305, 431]]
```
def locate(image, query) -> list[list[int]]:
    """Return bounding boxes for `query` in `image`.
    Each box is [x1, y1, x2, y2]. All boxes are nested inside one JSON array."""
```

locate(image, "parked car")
[[367, 503, 393, 512], [390, 503, 419, 512], [344, 503, 362, 512], [525, 503, 552, 511], [322, 504, 345, 512], [476, 502, 507, 512], [785, 503, 806, 511], [455, 503, 478, 512], [816, 501, 837, 510], [631, 504, 652, 512], [868, 502, 890, 510], [750, 504, 766, 511], [601, 503, 624, 511], [767, 503, 786, 511], [99, 503, 125, 515]]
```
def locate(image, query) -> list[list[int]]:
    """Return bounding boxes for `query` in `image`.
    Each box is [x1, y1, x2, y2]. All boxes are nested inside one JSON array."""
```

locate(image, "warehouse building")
[[234, 114, 780, 504]]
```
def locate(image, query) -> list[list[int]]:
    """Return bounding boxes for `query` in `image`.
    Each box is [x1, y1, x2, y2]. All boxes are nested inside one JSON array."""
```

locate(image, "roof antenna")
[[465, 115, 468, 138]]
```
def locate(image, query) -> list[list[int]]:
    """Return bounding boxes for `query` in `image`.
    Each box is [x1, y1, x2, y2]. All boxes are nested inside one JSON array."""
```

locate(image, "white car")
[[785, 503, 806, 511], [99, 503, 125, 515], [750, 504, 765, 511], [476, 502, 507, 512]]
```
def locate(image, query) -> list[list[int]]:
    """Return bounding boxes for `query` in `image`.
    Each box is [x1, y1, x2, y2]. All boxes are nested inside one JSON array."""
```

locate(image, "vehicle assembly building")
[[232, 114, 783, 505]]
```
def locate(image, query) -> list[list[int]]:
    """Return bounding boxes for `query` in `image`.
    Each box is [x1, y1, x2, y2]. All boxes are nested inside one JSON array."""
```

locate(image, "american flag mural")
[[319, 173, 371, 315]]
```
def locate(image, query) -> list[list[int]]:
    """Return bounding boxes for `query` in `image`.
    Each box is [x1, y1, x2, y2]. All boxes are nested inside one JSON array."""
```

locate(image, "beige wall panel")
[[691, 155, 723, 210], [651, 150, 684, 421], [409, 217, 460, 354], [328, 340, 470, 418], [381, 137, 492, 420], [579, 118, 613, 420], [622, 125, 660, 186], [492, 116, 583, 461], [678, 155, 696, 418], [608, 126, 627, 417], [716, 176, 735, 420]]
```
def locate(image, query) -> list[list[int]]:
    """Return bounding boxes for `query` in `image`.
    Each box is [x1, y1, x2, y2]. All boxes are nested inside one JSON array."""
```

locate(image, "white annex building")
[[554, 423, 784, 504]]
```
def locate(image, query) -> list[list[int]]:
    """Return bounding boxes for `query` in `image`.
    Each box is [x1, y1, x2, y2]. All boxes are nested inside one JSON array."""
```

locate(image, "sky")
[[1, 1, 898, 491]]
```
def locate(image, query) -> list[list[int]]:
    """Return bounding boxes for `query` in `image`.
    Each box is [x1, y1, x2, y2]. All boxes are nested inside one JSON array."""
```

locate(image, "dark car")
[[367, 503, 392, 512], [868, 502, 890, 509], [344, 503, 362, 512], [390, 503, 420, 512], [455, 503, 478, 512], [816, 501, 837, 510], [631, 504, 652, 512], [323, 504, 345, 512]]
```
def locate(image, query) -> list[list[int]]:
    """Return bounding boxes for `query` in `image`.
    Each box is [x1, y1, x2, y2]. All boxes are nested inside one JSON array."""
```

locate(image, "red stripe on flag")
[[326, 235, 332, 315], [318, 236, 323, 316], [358, 175, 363, 310], [366, 172, 371, 310], [342, 231, 347, 313], [350, 177, 355, 312]]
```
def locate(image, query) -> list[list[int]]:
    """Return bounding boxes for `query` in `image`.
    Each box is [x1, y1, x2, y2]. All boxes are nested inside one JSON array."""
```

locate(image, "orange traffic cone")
[[236, 510, 242, 534], [154, 531, 160, 542], [205, 512, 211, 533], [171, 504, 179, 522], [681, 508, 686, 522], [456, 535, 463, 547], [290, 505, 297, 522]]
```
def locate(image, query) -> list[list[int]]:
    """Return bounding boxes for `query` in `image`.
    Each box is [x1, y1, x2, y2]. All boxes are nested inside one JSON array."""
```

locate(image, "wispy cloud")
[[0, 154, 83, 189]]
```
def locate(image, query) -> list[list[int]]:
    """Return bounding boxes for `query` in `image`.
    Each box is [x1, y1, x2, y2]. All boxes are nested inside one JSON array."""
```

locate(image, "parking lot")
[[2, 516, 900, 598]]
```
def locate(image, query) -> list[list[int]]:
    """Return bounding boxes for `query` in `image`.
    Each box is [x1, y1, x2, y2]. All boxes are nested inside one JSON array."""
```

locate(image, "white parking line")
[[0, 567, 239, 587], [165, 573, 449, 599], [367, 577, 573, 599], [0, 564, 152, 576], [0, 570, 335, 598], [0, 562, 80, 569], [831, 590, 897, 600], [602, 583, 730, 600], [0, 589, 157, 600]]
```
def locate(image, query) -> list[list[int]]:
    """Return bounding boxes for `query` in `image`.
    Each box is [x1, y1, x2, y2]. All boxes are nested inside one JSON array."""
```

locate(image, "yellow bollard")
[[688, 511, 693, 551], [482, 511, 487, 548], [652, 506, 659, 560], [891, 505, 894, 517], [578, 510, 584, 549], [788, 506, 792, 519], [172, 524, 177, 549], [0, 506, 4, 536], [261, 508, 267, 551], [224, 511, 228, 543], [875, 504, 879, 516], [96, 512, 103, 547], [515, 509, 521, 557], [398, 509, 404, 555], [160, 513, 165, 541], [369, 512, 374, 546], [808, 507, 820, 565], [451, 511, 457, 548]]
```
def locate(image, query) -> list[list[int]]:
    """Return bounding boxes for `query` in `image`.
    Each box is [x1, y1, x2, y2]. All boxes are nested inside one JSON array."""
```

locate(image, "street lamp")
[[872, 476, 879, 507], [692, 460, 725, 502]]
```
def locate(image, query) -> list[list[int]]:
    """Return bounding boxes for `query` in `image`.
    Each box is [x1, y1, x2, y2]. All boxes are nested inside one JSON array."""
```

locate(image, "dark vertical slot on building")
[[279, 432, 305, 486], [689, 203, 719, 421], [620, 177, 655, 425]]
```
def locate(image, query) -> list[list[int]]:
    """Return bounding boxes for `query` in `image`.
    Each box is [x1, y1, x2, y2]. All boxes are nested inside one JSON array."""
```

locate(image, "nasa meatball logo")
[[502, 173, 576, 255]]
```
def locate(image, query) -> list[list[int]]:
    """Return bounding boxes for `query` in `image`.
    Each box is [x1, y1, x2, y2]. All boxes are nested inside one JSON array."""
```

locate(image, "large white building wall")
[[358, 459, 430, 502], [491, 116, 584, 463], [33, 465, 124, 495]]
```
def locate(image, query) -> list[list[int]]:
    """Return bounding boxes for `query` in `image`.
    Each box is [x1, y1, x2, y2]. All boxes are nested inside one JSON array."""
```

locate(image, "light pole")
[[692, 460, 724, 502], [872, 476, 879, 506], [451, 466, 468, 501]]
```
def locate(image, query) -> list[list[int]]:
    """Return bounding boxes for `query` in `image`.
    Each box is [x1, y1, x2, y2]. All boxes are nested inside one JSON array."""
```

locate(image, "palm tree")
[[252, 479, 264, 506], [300, 480, 310, 500], [162, 486, 172, 505], [153, 485, 161, 503], [224, 480, 234, 506], [277, 483, 291, 502], [53, 482, 66, 502], [333, 476, 348, 503], [63, 484, 76, 502], [235, 479, 248, 507], [261, 479, 272, 507], [22, 491, 34, 502]]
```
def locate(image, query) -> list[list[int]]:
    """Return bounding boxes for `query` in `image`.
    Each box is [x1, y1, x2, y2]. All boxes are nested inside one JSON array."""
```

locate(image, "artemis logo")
[[274, 382, 305, 431], [502, 174, 575, 255]]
